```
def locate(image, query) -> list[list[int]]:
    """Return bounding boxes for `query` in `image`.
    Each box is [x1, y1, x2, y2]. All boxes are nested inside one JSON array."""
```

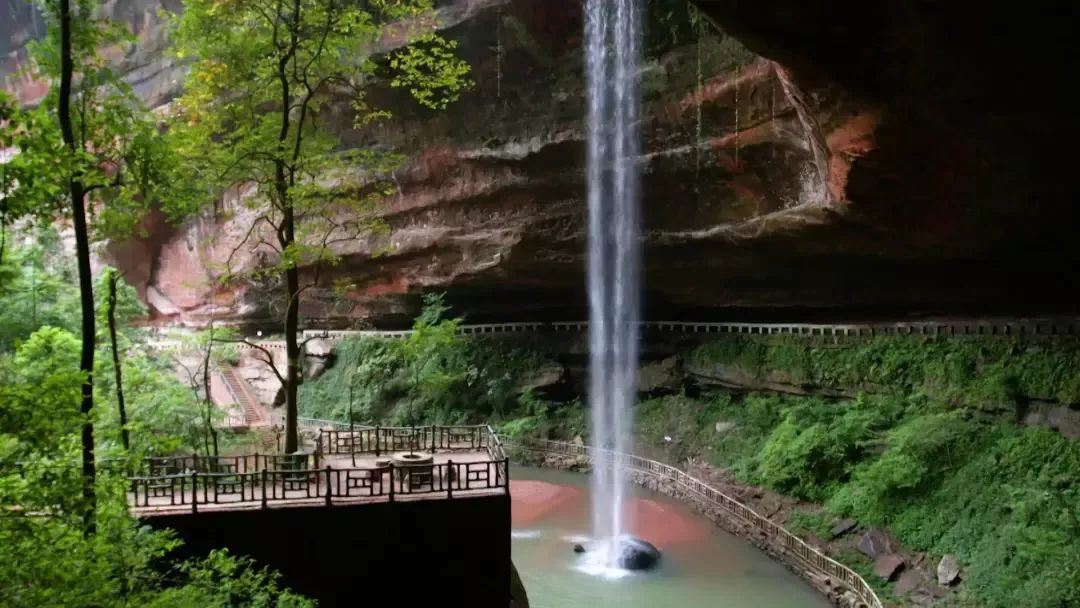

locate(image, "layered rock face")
[[5, 0, 1078, 327], [690, 0, 1080, 319], [116, 0, 836, 327]]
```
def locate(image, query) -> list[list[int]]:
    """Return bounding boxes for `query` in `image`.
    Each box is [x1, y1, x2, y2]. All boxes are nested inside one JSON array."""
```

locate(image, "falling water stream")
[[585, 0, 642, 574]]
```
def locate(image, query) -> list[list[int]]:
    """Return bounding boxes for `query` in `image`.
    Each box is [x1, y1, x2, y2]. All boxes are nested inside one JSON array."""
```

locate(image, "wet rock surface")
[[613, 535, 662, 571]]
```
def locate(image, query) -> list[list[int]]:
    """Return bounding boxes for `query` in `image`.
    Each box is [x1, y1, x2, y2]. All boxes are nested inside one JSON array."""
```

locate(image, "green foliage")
[[389, 35, 472, 110], [0, 461, 311, 607], [640, 333, 1080, 607], [299, 294, 569, 432], [0, 324, 309, 607], [14, 326, 82, 385], [874, 428, 1080, 607], [167, 0, 471, 282], [0, 90, 70, 226], [144, 550, 313, 608], [787, 509, 831, 538], [3, 0, 181, 240], [0, 331, 83, 453], [496, 389, 586, 440], [168, 0, 472, 450], [827, 411, 981, 522], [0, 228, 80, 349], [757, 394, 902, 500], [692, 335, 1080, 408], [97, 354, 212, 457]]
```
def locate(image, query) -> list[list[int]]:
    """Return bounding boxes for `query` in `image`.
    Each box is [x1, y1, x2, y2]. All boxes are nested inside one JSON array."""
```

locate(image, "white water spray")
[[585, 0, 642, 572]]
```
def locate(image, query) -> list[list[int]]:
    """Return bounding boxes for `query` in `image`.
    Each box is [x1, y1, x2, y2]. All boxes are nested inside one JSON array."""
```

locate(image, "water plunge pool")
[[511, 466, 831, 608]]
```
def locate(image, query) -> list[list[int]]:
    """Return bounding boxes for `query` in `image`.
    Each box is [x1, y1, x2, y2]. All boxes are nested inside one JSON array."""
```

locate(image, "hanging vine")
[[694, 5, 703, 189], [496, 8, 503, 99], [734, 47, 741, 170]]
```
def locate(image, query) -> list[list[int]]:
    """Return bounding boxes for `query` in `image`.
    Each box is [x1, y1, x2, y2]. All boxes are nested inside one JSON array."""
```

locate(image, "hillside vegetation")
[[637, 335, 1080, 608]]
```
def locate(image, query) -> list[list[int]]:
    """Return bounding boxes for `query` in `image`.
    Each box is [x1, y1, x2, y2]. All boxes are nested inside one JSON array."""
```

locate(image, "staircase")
[[219, 366, 268, 427]]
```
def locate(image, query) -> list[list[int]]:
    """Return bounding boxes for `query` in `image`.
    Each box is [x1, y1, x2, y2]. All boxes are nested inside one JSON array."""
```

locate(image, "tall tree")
[[103, 268, 129, 451], [4, 0, 177, 531], [170, 0, 470, 452], [56, 0, 96, 533]]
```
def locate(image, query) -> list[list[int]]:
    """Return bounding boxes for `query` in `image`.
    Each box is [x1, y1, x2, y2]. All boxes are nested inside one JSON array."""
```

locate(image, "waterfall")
[[585, 0, 642, 570]]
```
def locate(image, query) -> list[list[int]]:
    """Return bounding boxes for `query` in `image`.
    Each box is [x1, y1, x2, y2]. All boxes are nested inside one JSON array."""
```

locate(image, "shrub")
[[299, 294, 556, 427]]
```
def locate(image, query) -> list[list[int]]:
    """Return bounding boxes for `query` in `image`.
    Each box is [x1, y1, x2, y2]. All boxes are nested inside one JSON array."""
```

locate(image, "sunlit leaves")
[[167, 0, 470, 282], [389, 35, 473, 110]]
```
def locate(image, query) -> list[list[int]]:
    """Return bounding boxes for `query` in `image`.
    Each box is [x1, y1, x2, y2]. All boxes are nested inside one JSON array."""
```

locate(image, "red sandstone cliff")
[[5, 0, 1077, 326]]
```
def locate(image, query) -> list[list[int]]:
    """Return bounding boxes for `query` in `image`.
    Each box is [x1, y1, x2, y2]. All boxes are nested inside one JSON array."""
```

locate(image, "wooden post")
[[261, 469, 268, 508], [388, 463, 395, 503], [504, 458, 510, 495], [447, 460, 453, 499], [324, 466, 332, 507], [191, 471, 198, 513], [376, 426, 381, 457], [431, 424, 436, 453]]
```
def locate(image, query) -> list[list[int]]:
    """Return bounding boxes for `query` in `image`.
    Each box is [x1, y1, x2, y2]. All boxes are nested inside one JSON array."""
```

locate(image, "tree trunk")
[[283, 248, 301, 454], [0, 213, 6, 269], [202, 322, 219, 457], [106, 272, 129, 451], [274, 18, 300, 454], [58, 0, 96, 535]]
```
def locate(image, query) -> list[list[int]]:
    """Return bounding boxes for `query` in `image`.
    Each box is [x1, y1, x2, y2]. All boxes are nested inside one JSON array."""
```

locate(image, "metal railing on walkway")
[[148, 317, 1080, 354], [504, 436, 884, 608]]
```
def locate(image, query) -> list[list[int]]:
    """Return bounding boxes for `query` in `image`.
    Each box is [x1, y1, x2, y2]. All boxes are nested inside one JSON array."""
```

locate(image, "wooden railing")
[[316, 425, 503, 458], [503, 437, 884, 608], [133, 453, 317, 476], [129, 459, 509, 513], [125, 425, 509, 514], [298, 416, 359, 431]]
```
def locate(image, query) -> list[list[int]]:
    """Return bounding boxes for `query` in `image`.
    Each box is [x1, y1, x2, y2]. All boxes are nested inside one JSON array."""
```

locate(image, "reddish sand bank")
[[511, 480, 583, 526], [511, 480, 711, 547], [625, 497, 712, 547]]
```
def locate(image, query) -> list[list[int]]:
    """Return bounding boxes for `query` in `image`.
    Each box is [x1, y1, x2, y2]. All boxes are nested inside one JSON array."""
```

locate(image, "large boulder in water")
[[615, 535, 661, 571]]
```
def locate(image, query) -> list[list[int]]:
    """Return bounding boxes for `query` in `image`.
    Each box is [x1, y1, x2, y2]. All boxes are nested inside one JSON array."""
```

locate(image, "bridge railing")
[[128, 458, 509, 513], [503, 437, 884, 608]]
